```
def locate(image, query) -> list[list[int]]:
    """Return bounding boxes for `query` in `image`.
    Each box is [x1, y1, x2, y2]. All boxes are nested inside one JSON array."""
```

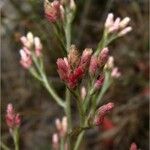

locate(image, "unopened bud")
[[94, 102, 114, 126], [118, 26, 132, 37], [55, 118, 62, 131], [119, 17, 131, 28], [68, 45, 79, 67], [34, 37, 42, 57], [89, 56, 99, 76], [98, 47, 109, 67], [81, 86, 86, 100], [80, 48, 93, 69], [94, 75, 104, 89], [52, 133, 59, 150], [111, 67, 121, 78], [70, 0, 76, 11], [27, 32, 34, 45], [105, 13, 114, 29], [104, 56, 114, 70], [61, 116, 67, 136]]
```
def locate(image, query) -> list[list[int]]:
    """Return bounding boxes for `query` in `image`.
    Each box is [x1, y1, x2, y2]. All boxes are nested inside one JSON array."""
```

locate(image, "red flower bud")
[[89, 56, 99, 76], [98, 47, 109, 67], [57, 58, 70, 81], [79, 48, 92, 70], [94, 102, 114, 126], [94, 75, 105, 89]]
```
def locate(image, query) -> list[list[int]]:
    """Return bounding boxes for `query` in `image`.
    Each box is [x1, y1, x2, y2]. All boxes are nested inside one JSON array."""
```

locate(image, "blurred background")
[[1, 0, 149, 149]]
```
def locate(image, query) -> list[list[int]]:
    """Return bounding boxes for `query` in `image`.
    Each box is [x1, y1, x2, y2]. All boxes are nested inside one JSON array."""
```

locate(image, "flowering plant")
[[3, 1, 138, 150]]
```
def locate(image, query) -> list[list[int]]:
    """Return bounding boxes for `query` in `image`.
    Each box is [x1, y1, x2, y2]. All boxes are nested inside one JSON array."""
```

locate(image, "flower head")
[[5, 103, 21, 129], [105, 13, 132, 36], [19, 32, 43, 69], [57, 46, 92, 89], [44, 0, 62, 22]]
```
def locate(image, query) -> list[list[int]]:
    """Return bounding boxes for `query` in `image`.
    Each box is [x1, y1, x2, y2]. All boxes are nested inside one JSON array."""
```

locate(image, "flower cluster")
[[94, 102, 114, 126], [52, 116, 68, 150], [105, 13, 132, 36], [5, 103, 21, 129], [19, 32, 42, 69], [57, 46, 92, 89], [44, 0, 63, 22]]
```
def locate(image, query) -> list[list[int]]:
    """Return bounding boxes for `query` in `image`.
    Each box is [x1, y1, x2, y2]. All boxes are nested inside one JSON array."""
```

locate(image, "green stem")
[[65, 88, 72, 131], [13, 128, 19, 150], [65, 19, 71, 52], [60, 137, 65, 150], [74, 131, 85, 150], [32, 54, 65, 108], [41, 72, 65, 108], [0, 141, 10, 150]]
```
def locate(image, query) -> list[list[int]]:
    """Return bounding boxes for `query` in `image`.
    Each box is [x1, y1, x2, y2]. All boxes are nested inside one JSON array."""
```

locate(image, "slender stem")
[[74, 131, 85, 150], [60, 137, 65, 150], [41, 72, 65, 108], [32, 54, 65, 108], [76, 98, 84, 125], [65, 18, 71, 52], [65, 88, 72, 131], [13, 128, 19, 150], [64, 9, 72, 149], [0, 141, 10, 150]]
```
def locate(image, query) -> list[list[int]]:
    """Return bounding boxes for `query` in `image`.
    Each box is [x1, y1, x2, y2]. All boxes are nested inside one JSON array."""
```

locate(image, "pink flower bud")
[[80, 86, 86, 100], [44, 0, 61, 22], [119, 17, 131, 28], [94, 75, 104, 89], [108, 17, 120, 33], [105, 13, 114, 29], [70, 0, 76, 11], [19, 49, 32, 69], [52, 133, 59, 150], [94, 102, 114, 126], [57, 58, 70, 81], [34, 37, 42, 57], [104, 56, 114, 70], [79, 48, 92, 69], [111, 67, 121, 78], [61, 116, 67, 136], [55, 118, 62, 131], [20, 36, 31, 48], [6, 103, 21, 129], [118, 26, 132, 37], [89, 56, 99, 76], [130, 143, 138, 150], [27, 32, 34, 44], [98, 47, 109, 67]]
